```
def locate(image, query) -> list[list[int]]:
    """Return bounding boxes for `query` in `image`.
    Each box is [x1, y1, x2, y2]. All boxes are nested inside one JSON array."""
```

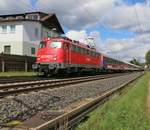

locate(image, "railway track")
[[0, 72, 143, 130], [22, 72, 143, 130], [0, 73, 133, 97], [0, 73, 121, 84], [0, 76, 52, 84], [0, 72, 132, 84]]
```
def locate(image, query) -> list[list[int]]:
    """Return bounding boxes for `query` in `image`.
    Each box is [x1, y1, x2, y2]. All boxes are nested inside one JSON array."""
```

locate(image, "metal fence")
[[0, 53, 36, 72]]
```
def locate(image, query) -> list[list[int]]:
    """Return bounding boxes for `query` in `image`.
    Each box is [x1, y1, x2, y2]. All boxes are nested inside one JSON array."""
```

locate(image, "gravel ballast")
[[0, 73, 141, 125]]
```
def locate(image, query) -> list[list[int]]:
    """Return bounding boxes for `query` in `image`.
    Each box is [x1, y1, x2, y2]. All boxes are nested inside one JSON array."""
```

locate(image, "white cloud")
[[66, 30, 104, 52], [0, 0, 33, 15], [102, 3, 150, 34], [66, 30, 150, 62], [104, 33, 150, 62], [106, 41, 149, 62], [0, 0, 149, 62], [35, 0, 150, 62], [66, 30, 87, 43], [36, 0, 117, 29]]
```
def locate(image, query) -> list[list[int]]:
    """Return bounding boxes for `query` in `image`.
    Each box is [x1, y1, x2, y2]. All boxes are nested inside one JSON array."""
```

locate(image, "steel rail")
[[0, 73, 133, 97], [16, 72, 143, 130]]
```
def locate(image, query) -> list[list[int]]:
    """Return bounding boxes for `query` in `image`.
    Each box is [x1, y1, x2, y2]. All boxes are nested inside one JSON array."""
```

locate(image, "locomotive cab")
[[33, 38, 67, 76], [37, 40, 63, 63]]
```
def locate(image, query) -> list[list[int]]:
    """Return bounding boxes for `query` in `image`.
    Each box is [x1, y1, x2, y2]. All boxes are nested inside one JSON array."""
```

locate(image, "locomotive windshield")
[[49, 41, 61, 48], [39, 41, 46, 48]]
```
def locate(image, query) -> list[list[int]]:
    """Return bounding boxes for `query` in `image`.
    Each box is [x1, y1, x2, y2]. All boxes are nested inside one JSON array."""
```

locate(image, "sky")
[[0, 0, 150, 62]]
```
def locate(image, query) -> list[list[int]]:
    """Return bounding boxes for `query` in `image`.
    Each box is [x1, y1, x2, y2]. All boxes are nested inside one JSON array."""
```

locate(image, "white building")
[[0, 12, 64, 57]]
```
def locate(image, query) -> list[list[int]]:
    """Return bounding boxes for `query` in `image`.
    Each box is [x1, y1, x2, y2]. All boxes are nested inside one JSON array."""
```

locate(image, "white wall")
[[0, 21, 60, 57], [0, 22, 23, 55], [22, 22, 59, 57], [22, 42, 37, 57], [0, 22, 23, 42], [23, 21, 41, 42], [22, 21, 42, 56]]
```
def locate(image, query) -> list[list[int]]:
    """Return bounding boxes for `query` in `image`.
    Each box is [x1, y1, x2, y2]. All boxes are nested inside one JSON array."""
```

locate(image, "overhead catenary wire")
[[132, 0, 144, 34], [132, 0, 147, 56], [74, 0, 129, 60], [73, 0, 131, 39], [74, 0, 114, 35], [75, 0, 148, 61]]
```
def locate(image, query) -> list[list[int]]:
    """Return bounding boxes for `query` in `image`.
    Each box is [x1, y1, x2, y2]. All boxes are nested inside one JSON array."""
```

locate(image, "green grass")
[[76, 72, 150, 130], [0, 71, 37, 77]]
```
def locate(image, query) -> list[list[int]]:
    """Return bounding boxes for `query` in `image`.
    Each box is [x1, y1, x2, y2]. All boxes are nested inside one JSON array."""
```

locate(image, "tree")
[[130, 58, 141, 66], [145, 50, 150, 65]]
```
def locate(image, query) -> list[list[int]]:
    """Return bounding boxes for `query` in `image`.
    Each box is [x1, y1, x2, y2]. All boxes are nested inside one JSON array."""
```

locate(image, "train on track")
[[32, 36, 142, 76]]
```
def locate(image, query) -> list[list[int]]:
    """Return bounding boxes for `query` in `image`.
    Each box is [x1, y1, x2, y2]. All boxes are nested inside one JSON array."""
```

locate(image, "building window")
[[35, 28, 39, 37], [16, 16, 24, 19], [26, 14, 39, 20], [1, 25, 7, 33], [33, 15, 39, 20], [31, 47, 35, 55], [10, 25, 16, 33], [4, 45, 11, 54]]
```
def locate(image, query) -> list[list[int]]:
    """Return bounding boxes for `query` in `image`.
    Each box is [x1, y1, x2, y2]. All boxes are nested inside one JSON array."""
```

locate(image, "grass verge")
[[75, 72, 150, 130], [0, 71, 37, 77]]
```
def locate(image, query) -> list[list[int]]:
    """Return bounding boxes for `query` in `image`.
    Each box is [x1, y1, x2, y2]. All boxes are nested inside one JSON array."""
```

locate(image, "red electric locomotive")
[[33, 36, 141, 76], [33, 37, 102, 76]]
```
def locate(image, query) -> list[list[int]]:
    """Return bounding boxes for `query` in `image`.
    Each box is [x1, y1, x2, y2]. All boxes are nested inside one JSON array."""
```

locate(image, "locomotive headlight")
[[53, 55, 57, 60], [37, 57, 40, 60]]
